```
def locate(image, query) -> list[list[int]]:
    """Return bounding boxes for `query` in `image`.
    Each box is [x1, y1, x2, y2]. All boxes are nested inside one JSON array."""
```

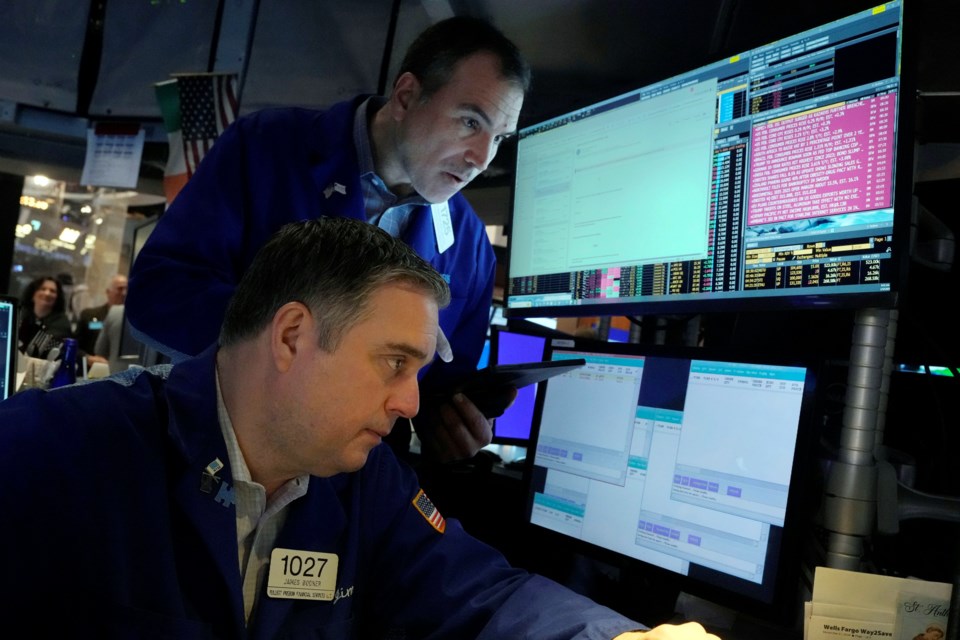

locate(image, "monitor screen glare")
[[507, 1, 909, 318]]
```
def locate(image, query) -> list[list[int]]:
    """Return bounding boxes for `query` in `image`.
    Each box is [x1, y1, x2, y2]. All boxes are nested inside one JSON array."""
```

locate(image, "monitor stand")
[[821, 307, 895, 569], [820, 307, 960, 640]]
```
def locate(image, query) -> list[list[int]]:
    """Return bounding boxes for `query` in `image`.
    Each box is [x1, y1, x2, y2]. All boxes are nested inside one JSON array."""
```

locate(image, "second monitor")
[[522, 338, 821, 622]]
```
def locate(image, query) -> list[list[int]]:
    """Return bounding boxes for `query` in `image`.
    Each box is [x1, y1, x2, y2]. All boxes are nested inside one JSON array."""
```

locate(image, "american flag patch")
[[412, 489, 446, 534]]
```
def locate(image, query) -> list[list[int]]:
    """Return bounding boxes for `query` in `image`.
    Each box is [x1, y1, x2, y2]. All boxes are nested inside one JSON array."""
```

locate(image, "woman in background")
[[18, 276, 73, 358]]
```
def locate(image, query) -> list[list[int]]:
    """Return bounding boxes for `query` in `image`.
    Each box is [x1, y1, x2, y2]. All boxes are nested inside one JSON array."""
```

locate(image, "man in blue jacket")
[[0, 217, 719, 640], [126, 16, 527, 463]]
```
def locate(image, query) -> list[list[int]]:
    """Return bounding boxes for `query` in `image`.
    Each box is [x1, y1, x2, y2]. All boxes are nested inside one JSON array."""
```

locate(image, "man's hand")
[[415, 387, 517, 462], [614, 622, 721, 639]]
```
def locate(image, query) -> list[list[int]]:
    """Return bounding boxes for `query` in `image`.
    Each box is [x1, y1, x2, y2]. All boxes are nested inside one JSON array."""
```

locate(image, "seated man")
[[75, 273, 128, 355], [93, 303, 130, 374], [0, 217, 718, 639]]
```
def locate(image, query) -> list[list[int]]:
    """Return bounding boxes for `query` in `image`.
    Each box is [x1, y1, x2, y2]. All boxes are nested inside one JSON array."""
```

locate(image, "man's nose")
[[386, 377, 420, 420], [465, 133, 497, 172]]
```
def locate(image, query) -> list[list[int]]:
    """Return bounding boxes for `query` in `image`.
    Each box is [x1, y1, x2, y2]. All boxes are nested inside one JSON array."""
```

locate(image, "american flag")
[[412, 489, 446, 534], [177, 73, 239, 177]]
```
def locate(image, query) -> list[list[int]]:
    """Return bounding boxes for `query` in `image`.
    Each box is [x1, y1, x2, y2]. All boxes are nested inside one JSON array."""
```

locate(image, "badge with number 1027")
[[266, 548, 339, 601]]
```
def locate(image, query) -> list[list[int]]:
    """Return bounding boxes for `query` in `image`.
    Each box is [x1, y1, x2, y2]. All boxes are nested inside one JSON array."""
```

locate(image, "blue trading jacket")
[[0, 349, 642, 638], [126, 98, 495, 378]]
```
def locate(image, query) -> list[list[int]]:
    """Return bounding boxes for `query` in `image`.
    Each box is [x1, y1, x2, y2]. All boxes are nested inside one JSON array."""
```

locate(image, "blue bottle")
[[49, 338, 78, 388]]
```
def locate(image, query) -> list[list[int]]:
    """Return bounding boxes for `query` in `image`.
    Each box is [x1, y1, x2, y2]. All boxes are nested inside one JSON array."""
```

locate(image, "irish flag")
[[154, 73, 239, 206]]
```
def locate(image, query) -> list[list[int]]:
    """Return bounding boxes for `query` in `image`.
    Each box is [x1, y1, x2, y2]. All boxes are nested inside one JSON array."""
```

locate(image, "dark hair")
[[397, 16, 531, 98], [21, 276, 65, 316], [219, 217, 451, 350]]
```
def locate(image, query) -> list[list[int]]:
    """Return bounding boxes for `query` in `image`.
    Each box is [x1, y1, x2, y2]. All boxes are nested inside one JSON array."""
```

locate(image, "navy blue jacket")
[[126, 98, 495, 378], [0, 350, 642, 638]]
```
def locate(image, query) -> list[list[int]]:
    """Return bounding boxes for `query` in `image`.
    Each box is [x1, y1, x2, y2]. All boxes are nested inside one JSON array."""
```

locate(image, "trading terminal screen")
[[523, 340, 818, 613], [1, 297, 18, 402], [506, 1, 910, 318]]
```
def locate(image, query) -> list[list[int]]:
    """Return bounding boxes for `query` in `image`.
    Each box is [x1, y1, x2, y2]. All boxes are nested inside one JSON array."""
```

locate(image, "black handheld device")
[[447, 359, 587, 417]]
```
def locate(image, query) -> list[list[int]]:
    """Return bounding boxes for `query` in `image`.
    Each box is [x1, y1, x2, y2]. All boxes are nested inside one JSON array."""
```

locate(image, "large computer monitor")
[[1, 295, 20, 401], [522, 338, 819, 621], [506, 1, 914, 319]]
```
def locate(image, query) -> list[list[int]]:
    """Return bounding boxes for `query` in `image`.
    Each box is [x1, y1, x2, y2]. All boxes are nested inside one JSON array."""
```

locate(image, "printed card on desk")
[[807, 606, 894, 639], [804, 567, 952, 640], [894, 591, 949, 640]]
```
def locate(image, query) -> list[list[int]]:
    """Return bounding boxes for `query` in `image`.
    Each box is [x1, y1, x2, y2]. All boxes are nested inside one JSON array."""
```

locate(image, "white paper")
[[812, 567, 952, 608], [807, 613, 894, 640], [80, 126, 145, 189]]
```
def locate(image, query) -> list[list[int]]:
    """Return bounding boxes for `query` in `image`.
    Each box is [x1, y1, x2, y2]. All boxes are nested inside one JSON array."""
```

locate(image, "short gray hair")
[[219, 217, 450, 350]]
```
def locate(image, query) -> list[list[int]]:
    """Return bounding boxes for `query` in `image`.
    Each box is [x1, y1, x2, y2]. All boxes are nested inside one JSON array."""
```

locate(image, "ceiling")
[[0, 0, 957, 222]]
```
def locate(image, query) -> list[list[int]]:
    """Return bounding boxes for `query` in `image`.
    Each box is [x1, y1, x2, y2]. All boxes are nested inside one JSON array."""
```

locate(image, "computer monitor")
[[489, 324, 550, 444], [522, 338, 819, 621], [506, 1, 914, 319], [1, 295, 20, 401]]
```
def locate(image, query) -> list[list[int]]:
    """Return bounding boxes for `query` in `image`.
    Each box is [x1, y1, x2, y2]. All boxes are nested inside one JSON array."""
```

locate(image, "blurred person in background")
[[76, 274, 128, 356], [18, 275, 73, 359]]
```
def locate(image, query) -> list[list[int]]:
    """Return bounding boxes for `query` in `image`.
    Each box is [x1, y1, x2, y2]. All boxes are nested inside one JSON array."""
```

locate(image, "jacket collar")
[[164, 346, 247, 636]]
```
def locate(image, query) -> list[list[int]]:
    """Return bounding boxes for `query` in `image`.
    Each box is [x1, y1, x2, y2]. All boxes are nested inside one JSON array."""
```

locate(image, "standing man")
[[0, 218, 720, 640], [75, 273, 128, 355], [127, 16, 526, 462]]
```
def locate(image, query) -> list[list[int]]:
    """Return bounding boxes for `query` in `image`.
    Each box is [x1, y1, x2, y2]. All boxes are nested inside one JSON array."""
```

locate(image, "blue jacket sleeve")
[[447, 218, 496, 370], [415, 196, 497, 392], [126, 105, 365, 360], [356, 447, 645, 638], [479, 574, 648, 639], [125, 119, 254, 359]]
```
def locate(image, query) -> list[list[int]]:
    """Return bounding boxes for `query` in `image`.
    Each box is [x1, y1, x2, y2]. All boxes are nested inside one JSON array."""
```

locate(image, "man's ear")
[[390, 72, 422, 120], [270, 302, 313, 373]]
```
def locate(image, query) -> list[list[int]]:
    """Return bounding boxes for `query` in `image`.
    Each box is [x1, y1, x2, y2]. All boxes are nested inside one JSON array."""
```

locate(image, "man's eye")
[[388, 358, 405, 372], [462, 117, 479, 130]]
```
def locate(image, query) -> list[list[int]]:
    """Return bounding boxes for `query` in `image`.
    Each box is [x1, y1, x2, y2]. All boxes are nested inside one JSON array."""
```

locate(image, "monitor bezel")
[[518, 336, 823, 624], [1, 294, 21, 402], [503, 0, 917, 321]]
